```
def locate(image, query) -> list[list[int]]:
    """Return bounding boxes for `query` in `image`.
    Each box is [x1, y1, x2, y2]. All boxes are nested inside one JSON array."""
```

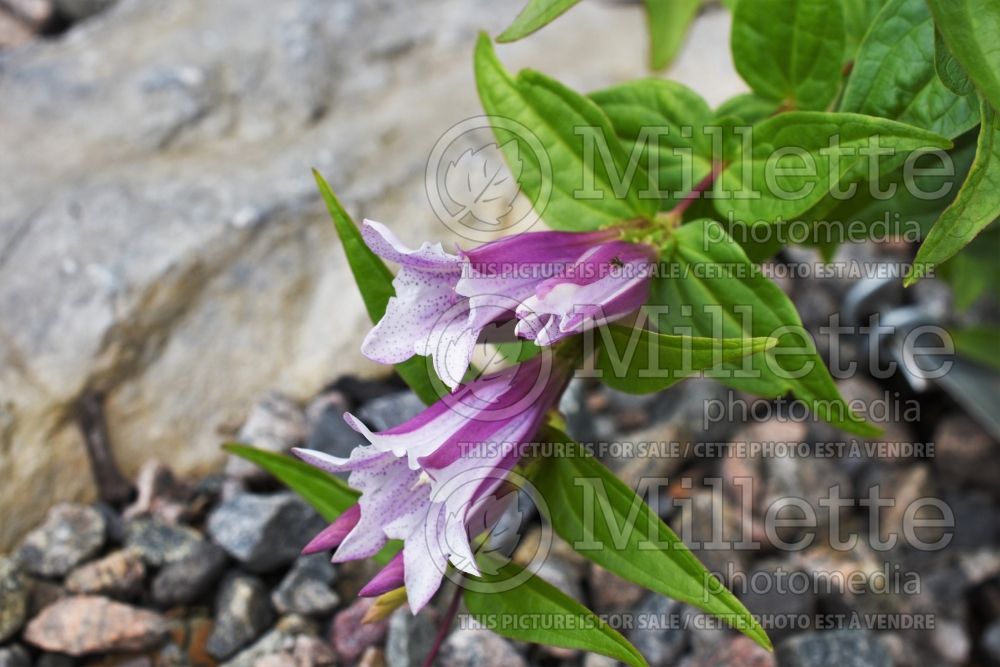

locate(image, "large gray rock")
[[207, 573, 275, 661], [271, 554, 339, 617], [207, 492, 325, 573], [16, 503, 106, 577], [0, 0, 745, 550], [150, 539, 229, 607]]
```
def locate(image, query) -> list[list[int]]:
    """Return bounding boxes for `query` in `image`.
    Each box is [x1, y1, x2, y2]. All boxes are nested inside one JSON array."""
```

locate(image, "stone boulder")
[[0, 0, 744, 549]]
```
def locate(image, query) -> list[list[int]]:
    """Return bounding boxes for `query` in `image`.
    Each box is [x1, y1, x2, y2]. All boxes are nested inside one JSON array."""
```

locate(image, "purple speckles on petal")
[[296, 351, 573, 613]]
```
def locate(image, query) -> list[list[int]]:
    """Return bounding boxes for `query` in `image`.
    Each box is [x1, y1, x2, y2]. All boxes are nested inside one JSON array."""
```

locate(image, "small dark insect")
[[610, 256, 624, 268]]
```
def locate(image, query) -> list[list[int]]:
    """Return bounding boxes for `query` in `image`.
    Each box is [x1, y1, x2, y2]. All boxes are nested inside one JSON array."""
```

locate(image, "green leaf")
[[474, 35, 659, 232], [497, 0, 581, 42], [492, 340, 542, 364], [590, 79, 714, 210], [908, 101, 1000, 285], [464, 560, 648, 667], [840, 0, 979, 139], [803, 124, 978, 238], [651, 220, 879, 436], [952, 325, 1000, 371], [715, 93, 781, 126], [313, 170, 443, 404], [841, 0, 887, 56], [938, 224, 1000, 309], [927, 0, 1000, 114], [731, 0, 846, 111], [715, 111, 951, 223], [935, 29, 976, 96], [594, 325, 776, 394], [224, 444, 358, 519], [533, 435, 772, 651], [644, 0, 701, 70]]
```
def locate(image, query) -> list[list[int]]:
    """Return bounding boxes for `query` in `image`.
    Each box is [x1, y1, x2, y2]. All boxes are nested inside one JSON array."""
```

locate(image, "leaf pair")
[[475, 36, 659, 233], [650, 220, 881, 437]]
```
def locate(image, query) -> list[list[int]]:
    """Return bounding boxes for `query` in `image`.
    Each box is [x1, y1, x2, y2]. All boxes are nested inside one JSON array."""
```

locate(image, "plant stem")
[[422, 582, 464, 667], [668, 160, 725, 221]]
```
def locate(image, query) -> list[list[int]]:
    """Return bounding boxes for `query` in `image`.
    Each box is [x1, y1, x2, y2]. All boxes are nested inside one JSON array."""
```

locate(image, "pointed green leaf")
[[952, 325, 1000, 371], [731, 0, 846, 111], [927, 0, 1000, 114], [533, 433, 771, 650], [715, 111, 951, 223], [497, 0, 581, 42], [840, 0, 979, 139], [935, 29, 976, 97], [590, 79, 715, 211], [595, 326, 777, 394], [715, 93, 781, 126], [644, 0, 700, 70], [464, 560, 648, 667], [474, 35, 659, 232], [313, 170, 444, 404], [909, 101, 1000, 285], [651, 220, 879, 436], [841, 0, 887, 56]]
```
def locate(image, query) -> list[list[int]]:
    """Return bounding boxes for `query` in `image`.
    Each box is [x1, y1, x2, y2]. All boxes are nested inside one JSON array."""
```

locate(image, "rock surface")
[[0, 557, 28, 643], [330, 598, 389, 664], [0, 0, 745, 550], [124, 518, 204, 567], [776, 631, 892, 667], [207, 492, 325, 573], [23, 595, 168, 655], [225, 392, 308, 480], [16, 503, 106, 577], [64, 548, 146, 598], [439, 626, 527, 667], [150, 539, 229, 607], [271, 555, 339, 617], [385, 607, 436, 667], [220, 615, 335, 667], [206, 573, 275, 660], [0, 645, 30, 667]]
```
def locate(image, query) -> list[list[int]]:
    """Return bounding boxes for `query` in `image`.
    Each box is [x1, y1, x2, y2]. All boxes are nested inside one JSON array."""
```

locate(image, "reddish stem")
[[669, 160, 725, 220], [421, 582, 464, 667]]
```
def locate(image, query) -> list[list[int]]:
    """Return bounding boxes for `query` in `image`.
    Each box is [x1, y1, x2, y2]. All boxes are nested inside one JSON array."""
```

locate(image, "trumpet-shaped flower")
[[359, 220, 655, 388], [293, 354, 571, 612]]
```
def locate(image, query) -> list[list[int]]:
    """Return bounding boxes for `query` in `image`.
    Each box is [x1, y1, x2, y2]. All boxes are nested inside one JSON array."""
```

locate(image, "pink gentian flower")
[[360, 220, 655, 388], [293, 354, 571, 612]]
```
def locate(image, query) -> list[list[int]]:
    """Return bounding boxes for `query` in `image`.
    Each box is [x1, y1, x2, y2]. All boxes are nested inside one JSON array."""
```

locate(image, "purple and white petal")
[[358, 551, 406, 597], [402, 502, 450, 612], [515, 240, 655, 346], [359, 220, 468, 369], [362, 220, 461, 271], [302, 504, 362, 554]]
